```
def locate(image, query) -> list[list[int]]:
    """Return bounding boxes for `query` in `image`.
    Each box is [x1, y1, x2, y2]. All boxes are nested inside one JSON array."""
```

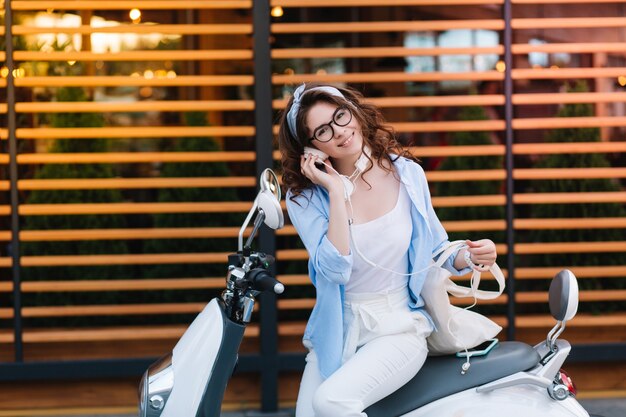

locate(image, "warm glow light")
[[271, 6, 284, 18], [550, 65, 559, 69], [129, 8, 142, 21], [618, 76, 626, 87], [284, 67, 294, 75], [166, 70, 177, 79], [12, 68, 25, 78], [143, 69, 154, 79], [0, 67, 9, 78], [67, 60, 76, 66], [495, 60, 506, 72]]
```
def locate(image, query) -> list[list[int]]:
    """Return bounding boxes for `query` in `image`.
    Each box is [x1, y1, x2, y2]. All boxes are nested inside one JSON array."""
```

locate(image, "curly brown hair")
[[277, 83, 417, 202]]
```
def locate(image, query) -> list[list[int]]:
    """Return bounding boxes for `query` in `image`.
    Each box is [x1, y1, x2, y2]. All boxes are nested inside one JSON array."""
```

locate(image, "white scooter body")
[[139, 169, 601, 417]]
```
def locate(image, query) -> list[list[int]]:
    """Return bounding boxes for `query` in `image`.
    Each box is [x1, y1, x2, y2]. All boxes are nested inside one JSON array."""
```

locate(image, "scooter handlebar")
[[249, 268, 284, 294]]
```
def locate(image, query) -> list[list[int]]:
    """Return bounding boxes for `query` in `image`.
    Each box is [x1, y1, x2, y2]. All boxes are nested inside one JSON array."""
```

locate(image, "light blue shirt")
[[286, 155, 470, 379]]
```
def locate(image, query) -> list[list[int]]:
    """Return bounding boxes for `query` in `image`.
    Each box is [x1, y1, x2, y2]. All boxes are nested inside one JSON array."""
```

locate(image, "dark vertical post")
[[253, 0, 279, 412], [503, 0, 516, 340], [5, 0, 24, 361]]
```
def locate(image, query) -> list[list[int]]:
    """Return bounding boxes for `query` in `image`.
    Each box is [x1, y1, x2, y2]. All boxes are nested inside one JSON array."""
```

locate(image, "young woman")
[[278, 83, 497, 417]]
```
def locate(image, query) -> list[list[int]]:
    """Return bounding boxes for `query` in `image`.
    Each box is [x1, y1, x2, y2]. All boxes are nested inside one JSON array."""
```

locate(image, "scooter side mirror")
[[238, 169, 284, 252], [549, 269, 579, 322], [257, 169, 284, 230]]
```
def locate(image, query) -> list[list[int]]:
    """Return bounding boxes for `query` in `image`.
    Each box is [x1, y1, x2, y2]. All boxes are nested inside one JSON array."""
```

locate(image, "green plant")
[[525, 81, 626, 312], [433, 106, 505, 243], [21, 86, 130, 325], [141, 112, 242, 319]]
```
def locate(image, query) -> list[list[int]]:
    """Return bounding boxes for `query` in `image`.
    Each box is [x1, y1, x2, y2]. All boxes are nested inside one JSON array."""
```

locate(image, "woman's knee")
[[312, 382, 362, 417]]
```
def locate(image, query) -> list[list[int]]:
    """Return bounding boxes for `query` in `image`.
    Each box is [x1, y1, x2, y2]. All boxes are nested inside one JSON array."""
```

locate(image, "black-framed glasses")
[[309, 106, 353, 143]]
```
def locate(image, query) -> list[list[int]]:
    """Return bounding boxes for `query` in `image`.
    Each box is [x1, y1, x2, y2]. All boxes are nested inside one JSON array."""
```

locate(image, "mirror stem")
[[244, 209, 266, 250]]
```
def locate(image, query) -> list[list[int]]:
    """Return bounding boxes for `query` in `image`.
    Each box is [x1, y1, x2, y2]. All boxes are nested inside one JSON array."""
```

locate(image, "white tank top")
[[346, 183, 413, 294]]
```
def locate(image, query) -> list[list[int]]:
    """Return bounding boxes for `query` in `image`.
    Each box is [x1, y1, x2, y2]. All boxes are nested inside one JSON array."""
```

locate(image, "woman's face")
[[304, 101, 363, 160]]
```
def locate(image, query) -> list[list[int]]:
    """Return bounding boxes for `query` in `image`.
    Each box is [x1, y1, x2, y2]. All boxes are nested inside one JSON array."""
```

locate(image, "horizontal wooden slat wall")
[[2, 0, 626, 409], [2, 1, 259, 358], [269, 0, 626, 354], [509, 0, 626, 342]]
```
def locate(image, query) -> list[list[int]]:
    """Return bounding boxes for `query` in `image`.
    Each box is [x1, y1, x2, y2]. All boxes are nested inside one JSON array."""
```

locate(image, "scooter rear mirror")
[[238, 169, 284, 252], [549, 269, 579, 322]]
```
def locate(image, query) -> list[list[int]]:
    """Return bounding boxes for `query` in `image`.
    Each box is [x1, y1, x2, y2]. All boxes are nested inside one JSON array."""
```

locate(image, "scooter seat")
[[364, 341, 541, 417]]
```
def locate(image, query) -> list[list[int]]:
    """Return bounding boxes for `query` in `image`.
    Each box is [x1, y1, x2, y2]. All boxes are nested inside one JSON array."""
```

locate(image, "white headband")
[[286, 84, 346, 141]]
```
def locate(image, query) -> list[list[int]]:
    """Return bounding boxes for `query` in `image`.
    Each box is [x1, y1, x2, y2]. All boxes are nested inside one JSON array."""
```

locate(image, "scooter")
[[139, 168, 603, 417]]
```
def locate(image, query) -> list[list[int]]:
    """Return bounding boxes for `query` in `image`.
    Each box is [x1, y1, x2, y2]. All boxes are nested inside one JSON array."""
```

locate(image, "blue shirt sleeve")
[[286, 188, 353, 285]]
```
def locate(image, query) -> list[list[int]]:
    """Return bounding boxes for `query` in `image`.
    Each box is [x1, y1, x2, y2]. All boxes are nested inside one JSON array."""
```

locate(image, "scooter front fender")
[[401, 384, 589, 417], [140, 298, 245, 417]]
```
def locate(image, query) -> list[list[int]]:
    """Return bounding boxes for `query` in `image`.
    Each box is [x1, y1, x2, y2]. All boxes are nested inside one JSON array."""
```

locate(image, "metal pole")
[[5, 0, 24, 362], [253, 0, 279, 412], [503, 0, 516, 341]]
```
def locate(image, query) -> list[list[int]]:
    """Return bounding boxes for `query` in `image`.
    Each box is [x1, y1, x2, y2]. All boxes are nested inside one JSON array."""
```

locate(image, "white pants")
[[295, 288, 433, 417]]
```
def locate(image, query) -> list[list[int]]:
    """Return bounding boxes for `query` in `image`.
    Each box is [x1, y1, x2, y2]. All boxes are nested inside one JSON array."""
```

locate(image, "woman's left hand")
[[465, 239, 497, 268]]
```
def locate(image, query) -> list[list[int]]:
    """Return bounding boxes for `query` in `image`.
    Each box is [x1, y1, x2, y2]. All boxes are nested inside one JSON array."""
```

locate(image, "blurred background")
[[0, 0, 625, 415]]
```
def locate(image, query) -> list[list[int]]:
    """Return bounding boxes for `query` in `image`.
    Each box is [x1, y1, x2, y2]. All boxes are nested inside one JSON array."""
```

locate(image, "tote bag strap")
[[431, 240, 506, 301], [446, 263, 505, 300]]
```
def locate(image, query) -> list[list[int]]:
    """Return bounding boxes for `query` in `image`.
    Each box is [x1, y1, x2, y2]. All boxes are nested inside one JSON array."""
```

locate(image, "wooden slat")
[[0, 231, 11, 241], [17, 152, 256, 164], [513, 116, 626, 130], [514, 92, 626, 105], [395, 120, 505, 132], [12, 24, 253, 35], [21, 252, 232, 267], [11, 1, 253, 10], [22, 303, 206, 318], [513, 142, 626, 155], [516, 266, 626, 280], [272, 0, 503, 5], [273, 71, 503, 84], [15, 75, 254, 88], [272, 20, 504, 33], [514, 0, 626, 3], [515, 218, 626, 230], [432, 195, 506, 207], [19, 202, 252, 216], [20, 227, 246, 241], [513, 42, 626, 55], [272, 46, 503, 59], [516, 290, 626, 304], [14, 50, 253, 62], [0, 257, 13, 267], [18, 226, 296, 242], [18, 324, 260, 343], [408, 145, 505, 157], [441, 220, 506, 232], [514, 168, 626, 180], [17, 177, 256, 190], [515, 242, 626, 255], [16, 126, 254, 139], [16, 100, 255, 113], [426, 170, 506, 182], [513, 67, 626, 80], [514, 192, 626, 205], [512, 17, 626, 29], [20, 278, 224, 292]]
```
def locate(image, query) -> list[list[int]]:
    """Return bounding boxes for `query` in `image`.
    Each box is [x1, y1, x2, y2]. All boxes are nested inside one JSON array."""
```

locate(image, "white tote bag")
[[422, 240, 505, 355]]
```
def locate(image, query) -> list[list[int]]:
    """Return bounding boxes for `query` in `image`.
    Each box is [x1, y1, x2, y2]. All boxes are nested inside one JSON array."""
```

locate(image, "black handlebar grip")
[[249, 268, 284, 294]]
